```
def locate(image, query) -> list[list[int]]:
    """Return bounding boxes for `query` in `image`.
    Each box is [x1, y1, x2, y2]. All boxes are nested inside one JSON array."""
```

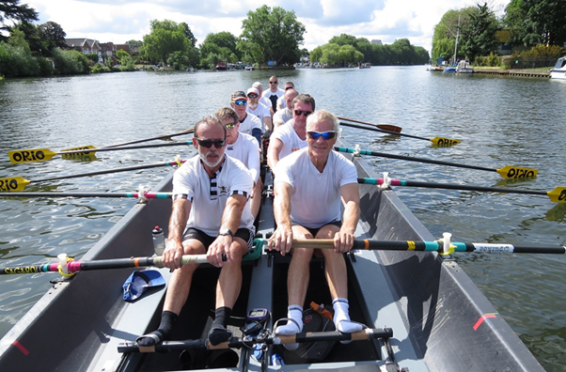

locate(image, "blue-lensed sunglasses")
[[307, 131, 336, 140], [233, 100, 247, 106]]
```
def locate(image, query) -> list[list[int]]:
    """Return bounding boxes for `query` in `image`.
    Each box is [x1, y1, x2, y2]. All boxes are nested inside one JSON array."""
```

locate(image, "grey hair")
[[306, 109, 340, 133], [252, 81, 263, 90], [195, 114, 226, 139]]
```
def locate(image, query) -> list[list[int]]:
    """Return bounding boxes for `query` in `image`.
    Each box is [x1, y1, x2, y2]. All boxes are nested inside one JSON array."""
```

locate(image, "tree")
[[0, 0, 38, 40], [238, 5, 305, 65], [38, 21, 67, 51], [200, 31, 239, 65], [141, 19, 191, 66], [460, 3, 500, 62], [431, 7, 475, 62], [504, 0, 566, 47], [179, 22, 196, 47]]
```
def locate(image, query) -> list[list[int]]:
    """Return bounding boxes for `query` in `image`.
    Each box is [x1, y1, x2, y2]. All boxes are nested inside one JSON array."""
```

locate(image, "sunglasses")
[[248, 94, 258, 98], [233, 100, 247, 106], [307, 131, 336, 140], [196, 138, 226, 148], [225, 123, 237, 129], [285, 86, 294, 90], [294, 110, 313, 117], [269, 81, 278, 84]]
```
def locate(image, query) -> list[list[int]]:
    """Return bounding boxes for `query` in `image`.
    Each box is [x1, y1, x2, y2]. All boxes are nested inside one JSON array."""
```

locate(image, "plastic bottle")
[[152, 226, 166, 256]]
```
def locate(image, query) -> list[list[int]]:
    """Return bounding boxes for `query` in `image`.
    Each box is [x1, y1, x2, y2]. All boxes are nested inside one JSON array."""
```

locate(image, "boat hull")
[[0, 140, 544, 371]]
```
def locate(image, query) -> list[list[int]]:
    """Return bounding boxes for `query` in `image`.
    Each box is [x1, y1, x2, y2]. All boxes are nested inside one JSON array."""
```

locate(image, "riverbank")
[[431, 66, 550, 78]]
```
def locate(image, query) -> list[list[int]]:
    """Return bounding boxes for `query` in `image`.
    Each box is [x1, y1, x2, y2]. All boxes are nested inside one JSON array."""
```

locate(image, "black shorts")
[[183, 228, 255, 251], [299, 220, 342, 238]]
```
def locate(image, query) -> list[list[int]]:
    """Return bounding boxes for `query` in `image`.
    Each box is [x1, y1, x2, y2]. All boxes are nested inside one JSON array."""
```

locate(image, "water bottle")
[[271, 353, 284, 366], [152, 226, 166, 256]]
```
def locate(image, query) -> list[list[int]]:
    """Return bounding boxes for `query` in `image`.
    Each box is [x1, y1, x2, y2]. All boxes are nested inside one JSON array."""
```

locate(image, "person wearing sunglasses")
[[136, 115, 255, 349], [252, 81, 274, 113], [273, 88, 298, 128], [262, 75, 284, 112], [267, 93, 315, 171], [229, 90, 263, 147], [276, 81, 295, 110], [246, 87, 272, 133], [216, 107, 262, 218], [268, 109, 364, 349]]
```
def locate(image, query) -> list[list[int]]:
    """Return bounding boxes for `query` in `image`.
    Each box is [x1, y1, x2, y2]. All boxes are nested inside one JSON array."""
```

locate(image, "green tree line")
[[432, 1, 566, 65]]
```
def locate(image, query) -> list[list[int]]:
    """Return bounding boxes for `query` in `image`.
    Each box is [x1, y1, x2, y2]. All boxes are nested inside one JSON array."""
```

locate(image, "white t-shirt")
[[238, 113, 263, 139], [276, 95, 286, 110], [262, 88, 284, 111], [273, 108, 293, 126], [275, 149, 358, 228], [271, 121, 307, 160], [172, 155, 255, 236], [225, 133, 260, 183], [259, 96, 272, 110], [247, 102, 271, 131]]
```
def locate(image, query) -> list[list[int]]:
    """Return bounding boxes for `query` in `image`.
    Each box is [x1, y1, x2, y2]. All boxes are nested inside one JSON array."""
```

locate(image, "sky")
[[21, 0, 511, 53]]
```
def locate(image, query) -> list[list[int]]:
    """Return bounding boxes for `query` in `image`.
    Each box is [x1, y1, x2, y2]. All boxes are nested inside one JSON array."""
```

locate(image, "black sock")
[[208, 307, 232, 346], [137, 311, 178, 346]]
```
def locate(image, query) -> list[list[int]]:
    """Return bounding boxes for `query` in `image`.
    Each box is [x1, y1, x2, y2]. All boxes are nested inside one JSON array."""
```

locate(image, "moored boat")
[[456, 60, 473, 74], [0, 137, 544, 371], [550, 56, 566, 79]]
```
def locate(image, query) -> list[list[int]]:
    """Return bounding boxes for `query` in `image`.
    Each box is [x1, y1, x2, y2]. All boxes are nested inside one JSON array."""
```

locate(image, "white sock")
[[333, 298, 364, 333], [275, 305, 303, 351]]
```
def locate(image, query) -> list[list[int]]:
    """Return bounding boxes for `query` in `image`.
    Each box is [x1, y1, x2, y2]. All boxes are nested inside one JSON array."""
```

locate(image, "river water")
[[1, 67, 565, 370]]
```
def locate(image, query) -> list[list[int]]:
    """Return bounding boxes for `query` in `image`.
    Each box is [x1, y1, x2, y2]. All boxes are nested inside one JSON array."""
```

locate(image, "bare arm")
[[334, 183, 360, 252], [264, 115, 273, 132], [207, 194, 247, 267], [267, 138, 284, 171], [268, 181, 294, 255], [163, 198, 191, 269]]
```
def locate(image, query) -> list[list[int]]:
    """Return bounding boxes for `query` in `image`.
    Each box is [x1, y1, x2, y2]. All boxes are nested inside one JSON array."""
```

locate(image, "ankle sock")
[[275, 305, 303, 351], [137, 310, 178, 346], [333, 298, 364, 334], [208, 307, 233, 346]]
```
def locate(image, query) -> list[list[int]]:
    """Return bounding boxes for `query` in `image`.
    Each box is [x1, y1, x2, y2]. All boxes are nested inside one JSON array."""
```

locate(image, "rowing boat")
[[0, 138, 544, 371]]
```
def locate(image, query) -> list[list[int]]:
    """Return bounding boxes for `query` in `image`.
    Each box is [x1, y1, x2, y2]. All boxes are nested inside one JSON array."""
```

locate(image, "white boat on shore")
[[550, 56, 566, 80], [456, 60, 473, 74]]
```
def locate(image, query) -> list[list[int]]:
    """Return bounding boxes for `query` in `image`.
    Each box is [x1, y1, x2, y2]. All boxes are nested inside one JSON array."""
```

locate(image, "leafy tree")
[[504, 0, 566, 47], [460, 3, 500, 62], [431, 8, 475, 62], [51, 47, 90, 75], [329, 34, 358, 47], [38, 21, 67, 51], [199, 31, 239, 67], [238, 5, 305, 65], [179, 22, 197, 47], [7, 21, 44, 55], [141, 19, 191, 66], [0, 0, 38, 40]]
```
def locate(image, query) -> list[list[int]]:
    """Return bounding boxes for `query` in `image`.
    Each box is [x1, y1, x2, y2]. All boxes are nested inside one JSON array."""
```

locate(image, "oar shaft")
[[339, 121, 429, 141], [291, 239, 566, 254], [59, 142, 192, 155], [103, 128, 194, 148], [335, 147, 495, 172], [336, 116, 402, 133], [357, 177, 549, 197], [0, 192, 173, 198]]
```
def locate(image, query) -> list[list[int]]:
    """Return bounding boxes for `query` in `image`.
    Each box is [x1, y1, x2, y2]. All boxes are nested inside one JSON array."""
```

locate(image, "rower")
[[136, 115, 255, 347], [268, 109, 364, 350], [229, 90, 263, 146]]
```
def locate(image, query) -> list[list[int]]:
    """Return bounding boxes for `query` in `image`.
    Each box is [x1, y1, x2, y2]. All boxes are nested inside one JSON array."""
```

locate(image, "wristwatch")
[[219, 228, 233, 237]]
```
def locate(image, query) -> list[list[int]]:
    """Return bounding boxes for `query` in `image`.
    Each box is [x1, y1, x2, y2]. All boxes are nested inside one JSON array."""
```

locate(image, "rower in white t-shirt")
[[263, 75, 285, 112], [268, 109, 364, 350], [273, 88, 298, 128], [216, 107, 262, 218], [246, 87, 272, 132], [230, 90, 262, 146]]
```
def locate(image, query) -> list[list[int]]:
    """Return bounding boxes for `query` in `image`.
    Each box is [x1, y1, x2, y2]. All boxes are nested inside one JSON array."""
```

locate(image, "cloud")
[[314, 0, 386, 26]]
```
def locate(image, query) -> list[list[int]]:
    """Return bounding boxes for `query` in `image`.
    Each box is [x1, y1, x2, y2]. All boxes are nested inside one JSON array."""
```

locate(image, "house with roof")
[[65, 38, 102, 56]]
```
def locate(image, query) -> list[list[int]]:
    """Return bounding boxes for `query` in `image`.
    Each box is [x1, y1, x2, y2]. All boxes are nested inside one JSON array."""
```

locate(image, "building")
[[65, 38, 101, 56]]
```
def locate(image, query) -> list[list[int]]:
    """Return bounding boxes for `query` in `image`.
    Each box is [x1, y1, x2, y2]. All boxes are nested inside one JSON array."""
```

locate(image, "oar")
[[286, 238, 566, 255], [117, 328, 393, 353], [0, 159, 188, 192], [337, 116, 402, 133], [8, 142, 193, 164], [334, 146, 538, 179], [339, 121, 461, 146], [0, 191, 173, 199], [103, 127, 194, 148], [357, 177, 566, 203], [0, 253, 215, 275]]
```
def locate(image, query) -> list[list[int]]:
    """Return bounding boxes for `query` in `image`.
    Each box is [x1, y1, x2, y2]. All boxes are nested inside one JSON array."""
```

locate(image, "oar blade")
[[496, 166, 538, 179], [430, 137, 461, 147], [375, 124, 402, 133], [60, 145, 97, 161], [7, 149, 57, 164], [0, 176, 30, 192], [547, 187, 566, 203]]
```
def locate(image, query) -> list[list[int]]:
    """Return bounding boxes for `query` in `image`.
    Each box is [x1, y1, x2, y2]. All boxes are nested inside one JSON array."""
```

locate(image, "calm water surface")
[[1, 67, 565, 370]]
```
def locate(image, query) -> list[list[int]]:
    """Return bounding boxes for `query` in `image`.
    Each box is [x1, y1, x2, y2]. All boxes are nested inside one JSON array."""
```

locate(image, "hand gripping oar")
[[334, 146, 538, 179], [7, 142, 194, 164], [357, 177, 566, 203], [0, 158, 187, 192], [337, 116, 402, 133], [339, 121, 461, 146], [284, 238, 566, 255], [0, 253, 214, 276], [117, 328, 393, 353]]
